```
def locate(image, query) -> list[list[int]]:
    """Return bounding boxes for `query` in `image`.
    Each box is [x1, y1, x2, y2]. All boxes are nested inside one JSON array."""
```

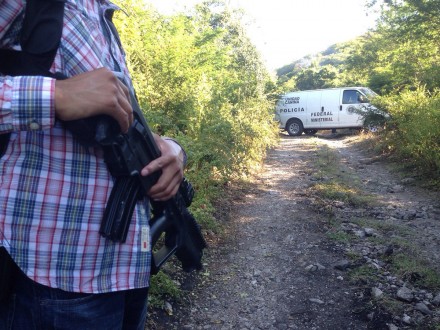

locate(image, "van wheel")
[[304, 129, 317, 135], [286, 119, 303, 136]]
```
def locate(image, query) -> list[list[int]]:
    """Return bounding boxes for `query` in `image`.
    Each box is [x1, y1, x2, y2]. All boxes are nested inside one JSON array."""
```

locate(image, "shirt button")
[[29, 121, 40, 130]]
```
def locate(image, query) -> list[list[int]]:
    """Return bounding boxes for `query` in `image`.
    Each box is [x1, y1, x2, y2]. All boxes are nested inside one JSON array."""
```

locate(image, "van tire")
[[286, 119, 303, 136]]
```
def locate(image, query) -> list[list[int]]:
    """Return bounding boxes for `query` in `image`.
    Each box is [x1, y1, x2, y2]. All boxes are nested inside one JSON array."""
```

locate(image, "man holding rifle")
[[0, 1, 187, 329]]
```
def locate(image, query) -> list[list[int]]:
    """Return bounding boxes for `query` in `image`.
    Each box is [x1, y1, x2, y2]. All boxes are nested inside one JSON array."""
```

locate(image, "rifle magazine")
[[99, 176, 141, 242]]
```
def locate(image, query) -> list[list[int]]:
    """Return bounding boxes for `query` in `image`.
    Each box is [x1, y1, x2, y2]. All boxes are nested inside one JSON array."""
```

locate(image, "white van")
[[274, 87, 377, 136]]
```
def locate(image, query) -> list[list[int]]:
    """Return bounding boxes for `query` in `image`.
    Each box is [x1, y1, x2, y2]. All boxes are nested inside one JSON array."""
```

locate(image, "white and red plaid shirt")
[[0, 0, 151, 293]]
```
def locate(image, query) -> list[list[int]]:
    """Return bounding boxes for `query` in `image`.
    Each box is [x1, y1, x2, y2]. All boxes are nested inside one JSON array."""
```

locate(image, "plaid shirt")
[[0, 0, 151, 293]]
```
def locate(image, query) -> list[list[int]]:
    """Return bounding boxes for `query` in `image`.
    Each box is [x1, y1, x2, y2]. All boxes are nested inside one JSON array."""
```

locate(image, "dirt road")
[[149, 133, 440, 330]]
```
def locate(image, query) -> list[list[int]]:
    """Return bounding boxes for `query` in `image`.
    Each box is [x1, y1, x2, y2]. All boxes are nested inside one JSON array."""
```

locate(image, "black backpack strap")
[[0, 134, 9, 158], [0, 0, 65, 77], [0, 0, 66, 157]]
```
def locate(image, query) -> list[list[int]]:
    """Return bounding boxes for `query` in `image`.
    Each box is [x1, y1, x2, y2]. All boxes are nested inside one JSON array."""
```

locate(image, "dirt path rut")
[[149, 133, 440, 330]]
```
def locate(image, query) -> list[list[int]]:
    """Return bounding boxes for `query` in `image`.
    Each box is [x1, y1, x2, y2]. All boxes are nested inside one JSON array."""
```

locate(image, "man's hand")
[[54, 68, 133, 132], [141, 135, 185, 201]]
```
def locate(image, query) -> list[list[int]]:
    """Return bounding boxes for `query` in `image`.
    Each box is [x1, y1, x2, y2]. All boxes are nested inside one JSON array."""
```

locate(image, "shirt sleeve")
[[163, 137, 188, 166], [0, 2, 23, 43], [0, 75, 56, 133]]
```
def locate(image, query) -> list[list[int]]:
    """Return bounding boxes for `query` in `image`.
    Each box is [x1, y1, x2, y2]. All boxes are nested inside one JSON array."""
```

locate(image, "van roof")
[[287, 87, 368, 93], [281, 86, 376, 97]]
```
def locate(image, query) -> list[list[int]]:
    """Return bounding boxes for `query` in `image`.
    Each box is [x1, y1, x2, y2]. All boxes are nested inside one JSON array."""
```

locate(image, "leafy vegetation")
[[148, 271, 182, 306], [372, 87, 440, 179], [113, 0, 278, 231]]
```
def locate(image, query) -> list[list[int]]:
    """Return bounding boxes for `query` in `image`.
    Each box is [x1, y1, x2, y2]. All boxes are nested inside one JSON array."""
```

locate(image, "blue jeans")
[[0, 268, 149, 330]]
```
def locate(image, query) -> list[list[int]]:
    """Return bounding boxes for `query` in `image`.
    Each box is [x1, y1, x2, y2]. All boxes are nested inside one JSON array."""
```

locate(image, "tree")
[[113, 0, 278, 190], [295, 65, 339, 90], [362, 0, 440, 92]]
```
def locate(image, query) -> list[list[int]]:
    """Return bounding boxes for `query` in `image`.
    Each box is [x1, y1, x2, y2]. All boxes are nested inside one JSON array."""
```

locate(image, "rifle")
[[68, 89, 207, 275]]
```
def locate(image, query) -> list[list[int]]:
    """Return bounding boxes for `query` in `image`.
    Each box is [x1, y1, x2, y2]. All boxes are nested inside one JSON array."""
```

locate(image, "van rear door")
[[306, 90, 322, 128], [339, 89, 366, 128], [318, 89, 340, 128]]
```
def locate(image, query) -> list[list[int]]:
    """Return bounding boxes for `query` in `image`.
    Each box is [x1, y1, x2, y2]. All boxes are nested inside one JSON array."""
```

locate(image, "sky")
[[145, 0, 379, 72]]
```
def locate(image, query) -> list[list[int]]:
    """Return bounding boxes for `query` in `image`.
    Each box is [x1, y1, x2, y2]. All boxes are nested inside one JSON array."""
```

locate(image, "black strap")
[[0, 0, 66, 157], [0, 247, 19, 304], [0, 0, 65, 77], [0, 134, 9, 157]]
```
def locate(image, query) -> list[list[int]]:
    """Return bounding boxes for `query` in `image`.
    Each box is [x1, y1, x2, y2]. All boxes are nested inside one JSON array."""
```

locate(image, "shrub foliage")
[[113, 0, 278, 227]]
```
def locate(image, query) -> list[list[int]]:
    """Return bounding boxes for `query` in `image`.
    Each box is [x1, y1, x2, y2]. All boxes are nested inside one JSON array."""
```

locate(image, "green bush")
[[113, 0, 278, 232], [148, 271, 182, 307], [372, 86, 440, 179]]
